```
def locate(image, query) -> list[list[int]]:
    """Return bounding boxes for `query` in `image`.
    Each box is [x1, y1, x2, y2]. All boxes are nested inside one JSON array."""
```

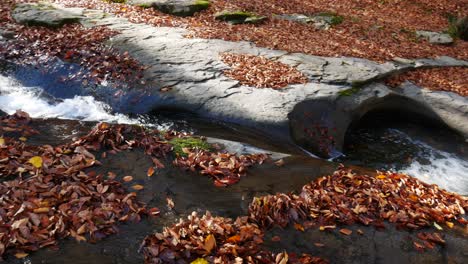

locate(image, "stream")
[[1, 68, 467, 263]]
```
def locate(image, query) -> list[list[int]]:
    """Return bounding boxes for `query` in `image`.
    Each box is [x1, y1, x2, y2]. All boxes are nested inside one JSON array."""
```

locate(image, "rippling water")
[[0, 75, 135, 123]]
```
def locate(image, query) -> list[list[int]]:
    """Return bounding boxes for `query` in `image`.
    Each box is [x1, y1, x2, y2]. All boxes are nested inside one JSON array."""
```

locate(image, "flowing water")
[[1, 69, 467, 263]]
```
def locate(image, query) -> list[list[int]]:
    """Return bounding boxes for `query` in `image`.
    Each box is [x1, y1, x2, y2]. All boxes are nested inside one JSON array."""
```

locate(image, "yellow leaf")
[[445, 221, 454, 229], [434, 222, 443, 230], [203, 234, 216, 253], [147, 167, 155, 177], [132, 184, 144, 191], [33, 207, 50, 214], [191, 258, 208, 264], [14, 252, 28, 259], [19, 137, 27, 142], [0, 137, 5, 146], [28, 156, 43, 168], [376, 174, 386, 179]]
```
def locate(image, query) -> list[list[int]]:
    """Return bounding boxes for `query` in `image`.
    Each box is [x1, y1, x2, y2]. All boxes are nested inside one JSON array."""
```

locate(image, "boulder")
[[12, 3, 84, 28], [453, 16, 468, 41], [275, 12, 343, 30], [130, 0, 210, 17], [416, 30, 454, 45], [215, 11, 266, 25]]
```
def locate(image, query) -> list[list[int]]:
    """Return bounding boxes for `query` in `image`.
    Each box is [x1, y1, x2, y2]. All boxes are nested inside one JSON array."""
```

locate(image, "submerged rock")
[[215, 10, 267, 24], [130, 0, 210, 17], [12, 3, 84, 28], [416, 30, 454, 45]]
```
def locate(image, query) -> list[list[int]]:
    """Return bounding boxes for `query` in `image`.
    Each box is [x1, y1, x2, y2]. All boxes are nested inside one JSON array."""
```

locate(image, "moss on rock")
[[170, 137, 211, 156], [215, 10, 266, 24]]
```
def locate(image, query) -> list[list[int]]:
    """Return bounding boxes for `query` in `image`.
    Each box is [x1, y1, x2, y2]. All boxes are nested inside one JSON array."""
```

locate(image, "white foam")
[[398, 132, 468, 195], [0, 75, 136, 124]]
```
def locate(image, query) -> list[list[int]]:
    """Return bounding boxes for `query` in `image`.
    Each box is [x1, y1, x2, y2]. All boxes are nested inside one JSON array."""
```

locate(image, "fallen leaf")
[[28, 156, 43, 168], [203, 234, 216, 253], [433, 222, 443, 231], [314, 243, 325, 247], [14, 252, 28, 259], [445, 222, 454, 229], [33, 207, 50, 214], [19, 137, 27, 142], [123, 176, 133, 182], [271, 236, 281, 242], [132, 184, 144, 191], [0, 137, 4, 146], [227, 235, 241, 243], [147, 167, 155, 177], [294, 223, 305, 232], [275, 159, 285, 167], [340, 228, 353, 236], [191, 258, 208, 264], [166, 197, 175, 209]]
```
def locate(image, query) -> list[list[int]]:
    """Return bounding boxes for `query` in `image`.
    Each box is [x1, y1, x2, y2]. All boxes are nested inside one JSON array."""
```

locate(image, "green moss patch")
[[338, 86, 361, 97], [215, 10, 266, 24], [317, 12, 344, 26], [169, 137, 211, 156]]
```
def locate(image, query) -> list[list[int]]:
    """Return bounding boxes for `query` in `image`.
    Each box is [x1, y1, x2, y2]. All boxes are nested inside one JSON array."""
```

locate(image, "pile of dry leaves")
[[249, 167, 467, 231], [0, 110, 38, 137], [49, 0, 468, 62], [140, 211, 327, 264], [220, 53, 308, 89], [0, 0, 145, 84], [385, 67, 468, 97], [0, 111, 274, 258], [0, 116, 153, 258], [174, 148, 269, 187]]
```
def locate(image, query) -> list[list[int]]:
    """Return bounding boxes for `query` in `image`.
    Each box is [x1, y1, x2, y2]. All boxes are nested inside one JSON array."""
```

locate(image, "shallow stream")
[[1, 68, 467, 263]]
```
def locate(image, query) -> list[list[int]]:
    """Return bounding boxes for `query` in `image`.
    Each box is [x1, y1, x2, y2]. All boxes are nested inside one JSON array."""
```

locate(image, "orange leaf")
[[132, 184, 144, 190], [147, 167, 155, 177], [227, 235, 241, 243], [340, 228, 353, 236], [203, 234, 216, 253], [123, 176, 133, 182], [294, 223, 305, 232]]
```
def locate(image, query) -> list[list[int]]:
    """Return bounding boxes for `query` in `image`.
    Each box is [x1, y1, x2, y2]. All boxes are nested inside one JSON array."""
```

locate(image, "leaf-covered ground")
[[220, 53, 308, 89], [42, 0, 468, 95], [385, 67, 468, 96], [0, 111, 271, 259], [50, 0, 468, 62], [0, 0, 146, 84]]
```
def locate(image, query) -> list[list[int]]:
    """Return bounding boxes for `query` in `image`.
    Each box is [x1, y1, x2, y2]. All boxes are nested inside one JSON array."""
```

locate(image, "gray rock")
[[11, 5, 466, 159], [215, 10, 266, 24], [129, 0, 210, 17], [275, 13, 343, 30], [87, 13, 468, 158], [206, 138, 290, 160], [12, 3, 84, 28], [416, 30, 454, 45]]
